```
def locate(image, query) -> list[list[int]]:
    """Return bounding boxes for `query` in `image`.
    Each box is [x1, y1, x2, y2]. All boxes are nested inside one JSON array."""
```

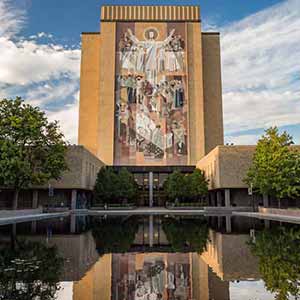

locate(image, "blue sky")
[[21, 0, 283, 42], [0, 0, 299, 144]]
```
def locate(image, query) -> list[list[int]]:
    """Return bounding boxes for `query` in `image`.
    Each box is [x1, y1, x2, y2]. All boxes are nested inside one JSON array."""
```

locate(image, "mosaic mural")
[[114, 23, 188, 165], [112, 253, 191, 300]]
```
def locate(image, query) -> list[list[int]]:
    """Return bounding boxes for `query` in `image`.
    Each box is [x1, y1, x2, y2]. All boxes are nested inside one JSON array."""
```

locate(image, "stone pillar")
[[225, 216, 232, 233], [70, 214, 76, 234], [209, 193, 214, 207], [263, 194, 269, 208], [31, 190, 38, 234], [149, 215, 154, 247], [225, 189, 231, 207], [71, 190, 77, 211], [31, 221, 37, 234], [216, 191, 222, 207], [149, 172, 153, 208], [213, 192, 218, 206], [11, 224, 17, 248], [264, 220, 270, 229], [32, 190, 38, 209], [217, 216, 222, 229]]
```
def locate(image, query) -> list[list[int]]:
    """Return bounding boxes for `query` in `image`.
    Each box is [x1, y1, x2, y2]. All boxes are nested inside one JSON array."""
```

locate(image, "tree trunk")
[[13, 190, 19, 210]]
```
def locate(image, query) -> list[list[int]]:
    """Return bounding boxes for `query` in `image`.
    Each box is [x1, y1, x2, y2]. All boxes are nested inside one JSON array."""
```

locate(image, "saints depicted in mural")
[[112, 254, 191, 300], [115, 23, 188, 165]]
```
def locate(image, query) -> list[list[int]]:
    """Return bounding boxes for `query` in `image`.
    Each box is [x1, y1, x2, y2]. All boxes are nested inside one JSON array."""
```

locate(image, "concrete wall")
[[201, 229, 260, 281], [47, 145, 105, 190], [196, 146, 222, 189], [78, 33, 101, 157], [188, 21, 206, 164], [192, 253, 229, 300], [197, 145, 300, 190], [202, 33, 224, 154], [73, 254, 112, 300], [197, 146, 256, 189], [97, 22, 116, 165], [24, 231, 99, 282]]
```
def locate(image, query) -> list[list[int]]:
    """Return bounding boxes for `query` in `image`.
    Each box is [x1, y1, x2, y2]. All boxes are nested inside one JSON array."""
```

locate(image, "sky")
[[0, 0, 299, 145]]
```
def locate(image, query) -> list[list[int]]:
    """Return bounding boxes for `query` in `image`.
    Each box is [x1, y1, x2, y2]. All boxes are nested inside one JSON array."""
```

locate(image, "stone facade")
[[47, 145, 104, 190], [197, 146, 256, 190], [0, 146, 104, 209], [197, 145, 300, 191], [78, 5, 224, 166], [201, 229, 260, 281]]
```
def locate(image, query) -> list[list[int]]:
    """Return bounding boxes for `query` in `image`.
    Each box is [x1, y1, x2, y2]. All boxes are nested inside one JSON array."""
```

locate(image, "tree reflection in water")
[[0, 239, 63, 300], [92, 217, 139, 255], [249, 226, 300, 300], [162, 217, 209, 253]]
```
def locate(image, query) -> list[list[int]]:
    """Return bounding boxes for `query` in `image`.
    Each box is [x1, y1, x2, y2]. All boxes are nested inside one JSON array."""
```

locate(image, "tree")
[[189, 169, 209, 201], [163, 170, 187, 202], [91, 217, 139, 255], [245, 127, 300, 206], [0, 239, 64, 300], [94, 167, 138, 204], [116, 168, 138, 202], [0, 97, 68, 209], [162, 217, 208, 253], [249, 226, 300, 300], [94, 167, 119, 203], [164, 169, 209, 203]]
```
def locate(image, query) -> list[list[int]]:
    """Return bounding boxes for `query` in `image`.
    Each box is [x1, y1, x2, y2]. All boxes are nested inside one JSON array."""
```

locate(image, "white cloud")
[[26, 80, 79, 108], [0, 0, 80, 143], [230, 280, 274, 300], [47, 96, 79, 145], [221, 0, 300, 136], [225, 134, 259, 145], [0, 37, 80, 85], [0, 0, 26, 37]]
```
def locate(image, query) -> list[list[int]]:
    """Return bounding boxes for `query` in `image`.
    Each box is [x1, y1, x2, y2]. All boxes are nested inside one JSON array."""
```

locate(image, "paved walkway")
[[233, 211, 300, 224], [0, 212, 70, 226], [2, 209, 300, 225], [88, 207, 205, 215]]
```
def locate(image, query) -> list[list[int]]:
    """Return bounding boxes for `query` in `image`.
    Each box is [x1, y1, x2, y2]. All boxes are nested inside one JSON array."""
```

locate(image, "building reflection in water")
[[0, 215, 295, 300]]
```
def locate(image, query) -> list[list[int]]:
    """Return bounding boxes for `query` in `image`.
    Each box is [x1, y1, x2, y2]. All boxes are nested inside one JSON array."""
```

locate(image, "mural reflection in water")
[[112, 253, 191, 300]]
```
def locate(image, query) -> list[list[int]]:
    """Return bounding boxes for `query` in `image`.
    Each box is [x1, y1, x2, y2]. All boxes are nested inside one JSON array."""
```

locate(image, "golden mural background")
[[114, 22, 189, 165]]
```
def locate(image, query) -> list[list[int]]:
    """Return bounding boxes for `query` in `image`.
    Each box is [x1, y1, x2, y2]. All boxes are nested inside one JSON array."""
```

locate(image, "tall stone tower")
[[79, 6, 223, 166]]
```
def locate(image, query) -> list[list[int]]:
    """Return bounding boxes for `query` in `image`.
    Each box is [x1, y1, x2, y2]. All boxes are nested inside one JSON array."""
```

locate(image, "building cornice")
[[100, 5, 201, 22]]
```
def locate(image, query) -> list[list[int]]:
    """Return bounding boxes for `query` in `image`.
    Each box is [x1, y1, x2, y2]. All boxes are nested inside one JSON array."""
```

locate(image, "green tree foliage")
[[0, 239, 64, 300], [249, 226, 300, 300], [189, 169, 209, 199], [91, 217, 139, 255], [164, 169, 209, 202], [163, 170, 187, 201], [162, 217, 208, 253], [94, 167, 138, 204], [94, 167, 119, 203], [245, 127, 300, 201], [0, 97, 68, 209], [116, 168, 138, 201]]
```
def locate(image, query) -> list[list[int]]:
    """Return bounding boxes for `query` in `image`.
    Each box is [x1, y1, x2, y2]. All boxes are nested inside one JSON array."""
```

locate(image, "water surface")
[[0, 215, 299, 300]]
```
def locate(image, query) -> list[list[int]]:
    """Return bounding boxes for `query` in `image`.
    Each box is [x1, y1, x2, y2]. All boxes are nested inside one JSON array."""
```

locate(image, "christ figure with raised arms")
[[126, 28, 176, 84]]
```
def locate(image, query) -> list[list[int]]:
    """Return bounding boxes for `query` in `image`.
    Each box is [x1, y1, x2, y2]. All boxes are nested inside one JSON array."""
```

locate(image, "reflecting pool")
[[0, 215, 299, 300]]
